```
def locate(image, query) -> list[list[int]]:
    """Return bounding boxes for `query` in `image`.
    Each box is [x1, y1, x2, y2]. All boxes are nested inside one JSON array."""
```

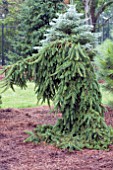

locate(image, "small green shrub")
[[96, 39, 113, 92]]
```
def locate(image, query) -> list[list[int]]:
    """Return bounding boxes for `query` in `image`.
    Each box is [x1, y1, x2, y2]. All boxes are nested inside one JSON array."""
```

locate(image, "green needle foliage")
[[96, 39, 113, 92], [1, 5, 113, 150], [24, 39, 113, 150], [39, 5, 97, 60], [8, 0, 64, 63]]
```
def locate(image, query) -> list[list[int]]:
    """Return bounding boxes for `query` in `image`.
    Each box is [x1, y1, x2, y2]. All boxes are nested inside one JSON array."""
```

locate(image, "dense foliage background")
[[8, 0, 64, 63]]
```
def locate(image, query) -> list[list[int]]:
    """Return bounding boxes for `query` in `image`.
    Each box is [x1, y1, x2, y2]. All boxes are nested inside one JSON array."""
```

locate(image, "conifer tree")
[[96, 39, 113, 92], [38, 4, 97, 59], [1, 5, 113, 150], [9, 0, 64, 62]]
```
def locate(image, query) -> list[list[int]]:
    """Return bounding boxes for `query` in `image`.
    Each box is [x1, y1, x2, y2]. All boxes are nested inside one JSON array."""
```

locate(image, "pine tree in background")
[[1, 5, 113, 150], [8, 0, 64, 62], [96, 39, 113, 92]]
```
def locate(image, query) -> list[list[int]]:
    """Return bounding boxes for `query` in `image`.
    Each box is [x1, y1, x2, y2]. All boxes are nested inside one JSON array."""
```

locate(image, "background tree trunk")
[[82, 0, 113, 32], [64, 0, 70, 4], [82, 0, 90, 24]]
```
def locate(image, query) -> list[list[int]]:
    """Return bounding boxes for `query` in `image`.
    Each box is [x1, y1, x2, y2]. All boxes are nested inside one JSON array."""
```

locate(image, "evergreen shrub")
[[1, 5, 113, 150], [96, 39, 113, 92]]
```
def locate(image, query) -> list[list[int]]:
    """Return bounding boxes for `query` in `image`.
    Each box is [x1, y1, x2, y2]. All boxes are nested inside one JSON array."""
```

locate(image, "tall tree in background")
[[0, 0, 24, 24], [8, 0, 64, 62], [74, 0, 113, 31]]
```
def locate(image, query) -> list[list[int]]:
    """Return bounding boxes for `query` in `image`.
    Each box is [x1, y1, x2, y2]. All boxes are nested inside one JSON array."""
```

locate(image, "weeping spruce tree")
[[2, 5, 113, 150]]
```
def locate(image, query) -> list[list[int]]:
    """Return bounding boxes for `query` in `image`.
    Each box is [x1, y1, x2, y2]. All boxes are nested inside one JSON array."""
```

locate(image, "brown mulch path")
[[0, 106, 113, 170]]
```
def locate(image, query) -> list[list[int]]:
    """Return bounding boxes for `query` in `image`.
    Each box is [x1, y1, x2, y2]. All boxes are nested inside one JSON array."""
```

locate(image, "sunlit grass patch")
[[0, 82, 38, 108], [0, 82, 113, 109]]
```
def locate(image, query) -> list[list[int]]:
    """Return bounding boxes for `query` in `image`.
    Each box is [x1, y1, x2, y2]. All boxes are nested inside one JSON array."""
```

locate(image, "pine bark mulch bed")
[[0, 106, 113, 170]]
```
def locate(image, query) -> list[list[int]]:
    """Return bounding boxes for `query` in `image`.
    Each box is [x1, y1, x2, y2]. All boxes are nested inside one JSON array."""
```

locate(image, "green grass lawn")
[[0, 82, 41, 108], [101, 88, 113, 107], [0, 82, 113, 109]]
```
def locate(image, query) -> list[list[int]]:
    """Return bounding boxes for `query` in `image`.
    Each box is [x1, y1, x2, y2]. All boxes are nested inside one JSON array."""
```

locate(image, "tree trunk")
[[83, 0, 113, 32], [83, 0, 91, 24], [64, 0, 70, 4], [82, 0, 96, 30], [89, 0, 97, 31]]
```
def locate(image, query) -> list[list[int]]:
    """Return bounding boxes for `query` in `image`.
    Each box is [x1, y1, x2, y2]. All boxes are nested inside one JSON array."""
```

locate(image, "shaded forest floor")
[[1, 106, 113, 170]]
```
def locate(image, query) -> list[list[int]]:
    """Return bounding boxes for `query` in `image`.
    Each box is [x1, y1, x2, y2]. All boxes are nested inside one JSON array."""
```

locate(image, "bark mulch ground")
[[0, 106, 113, 170]]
